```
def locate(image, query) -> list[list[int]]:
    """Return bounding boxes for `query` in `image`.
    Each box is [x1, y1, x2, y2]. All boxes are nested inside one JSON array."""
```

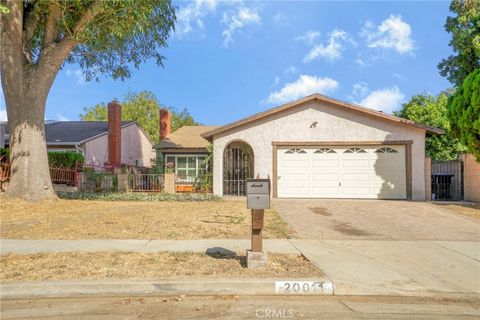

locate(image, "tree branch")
[[22, 2, 39, 63], [42, 1, 60, 49], [72, 0, 102, 40], [1, 0, 27, 90], [35, 0, 103, 93]]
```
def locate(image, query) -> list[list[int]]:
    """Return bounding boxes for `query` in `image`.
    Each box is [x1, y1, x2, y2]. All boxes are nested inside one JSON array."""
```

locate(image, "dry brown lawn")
[[434, 203, 480, 220], [0, 252, 322, 282], [0, 196, 293, 239]]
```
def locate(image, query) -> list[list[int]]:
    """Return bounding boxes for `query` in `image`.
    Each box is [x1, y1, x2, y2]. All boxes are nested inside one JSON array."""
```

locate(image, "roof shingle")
[[157, 126, 220, 150]]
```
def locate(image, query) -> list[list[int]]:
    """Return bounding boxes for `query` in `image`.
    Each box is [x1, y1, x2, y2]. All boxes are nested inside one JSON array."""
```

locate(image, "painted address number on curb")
[[275, 281, 333, 295]]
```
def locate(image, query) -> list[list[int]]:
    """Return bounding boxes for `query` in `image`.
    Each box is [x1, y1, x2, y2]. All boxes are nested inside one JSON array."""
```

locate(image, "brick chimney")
[[108, 100, 122, 166], [159, 108, 170, 140]]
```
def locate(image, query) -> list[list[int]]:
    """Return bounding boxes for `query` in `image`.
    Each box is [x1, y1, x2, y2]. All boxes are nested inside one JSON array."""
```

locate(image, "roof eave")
[[201, 93, 445, 138]]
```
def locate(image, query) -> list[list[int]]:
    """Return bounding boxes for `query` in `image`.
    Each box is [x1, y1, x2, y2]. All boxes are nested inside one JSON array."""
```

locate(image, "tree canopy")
[[447, 69, 480, 160], [438, 0, 480, 86], [80, 91, 200, 144], [0, 0, 176, 201], [394, 92, 467, 160]]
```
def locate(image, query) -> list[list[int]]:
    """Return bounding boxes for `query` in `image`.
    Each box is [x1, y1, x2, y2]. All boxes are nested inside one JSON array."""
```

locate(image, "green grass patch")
[[58, 192, 222, 202]]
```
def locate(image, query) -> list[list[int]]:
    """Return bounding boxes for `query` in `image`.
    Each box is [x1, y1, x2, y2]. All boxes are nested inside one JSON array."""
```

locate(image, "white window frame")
[[164, 154, 207, 182]]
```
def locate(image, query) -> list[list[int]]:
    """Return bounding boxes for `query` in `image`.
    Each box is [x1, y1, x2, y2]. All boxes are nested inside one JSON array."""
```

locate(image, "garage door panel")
[[342, 159, 370, 169], [312, 186, 341, 196], [342, 173, 369, 181], [372, 187, 405, 199], [282, 173, 309, 182], [342, 187, 371, 195], [277, 145, 406, 199], [311, 159, 340, 168], [312, 173, 340, 181], [284, 159, 309, 168]]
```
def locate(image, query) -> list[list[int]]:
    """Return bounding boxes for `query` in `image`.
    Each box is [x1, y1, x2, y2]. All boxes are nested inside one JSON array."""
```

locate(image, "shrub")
[[48, 152, 85, 168], [0, 147, 9, 162], [58, 192, 222, 202]]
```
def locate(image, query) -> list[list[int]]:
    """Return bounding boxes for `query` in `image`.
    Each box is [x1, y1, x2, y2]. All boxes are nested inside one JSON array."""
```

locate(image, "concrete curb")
[[0, 278, 334, 299]]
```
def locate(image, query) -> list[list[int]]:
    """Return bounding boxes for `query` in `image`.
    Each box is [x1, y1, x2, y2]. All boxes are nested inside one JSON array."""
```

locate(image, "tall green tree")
[[80, 91, 200, 144], [447, 69, 480, 160], [394, 92, 467, 160], [438, 0, 480, 86], [0, 1, 175, 201]]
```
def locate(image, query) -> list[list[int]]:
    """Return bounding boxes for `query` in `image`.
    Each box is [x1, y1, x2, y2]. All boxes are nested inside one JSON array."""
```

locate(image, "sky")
[[0, 0, 454, 126]]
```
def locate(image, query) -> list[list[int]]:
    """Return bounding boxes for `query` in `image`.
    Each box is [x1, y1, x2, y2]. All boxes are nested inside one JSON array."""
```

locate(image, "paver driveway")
[[274, 199, 480, 241]]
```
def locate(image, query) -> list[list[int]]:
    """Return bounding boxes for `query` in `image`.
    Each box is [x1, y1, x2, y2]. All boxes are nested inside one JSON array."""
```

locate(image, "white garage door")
[[277, 146, 406, 199]]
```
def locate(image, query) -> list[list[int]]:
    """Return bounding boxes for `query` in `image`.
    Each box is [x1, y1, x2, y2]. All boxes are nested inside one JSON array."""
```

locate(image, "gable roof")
[[157, 126, 220, 150], [202, 93, 444, 139], [44, 121, 135, 144]]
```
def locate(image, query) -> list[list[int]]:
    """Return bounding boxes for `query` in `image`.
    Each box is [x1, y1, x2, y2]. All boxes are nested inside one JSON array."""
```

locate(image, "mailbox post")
[[246, 178, 270, 268]]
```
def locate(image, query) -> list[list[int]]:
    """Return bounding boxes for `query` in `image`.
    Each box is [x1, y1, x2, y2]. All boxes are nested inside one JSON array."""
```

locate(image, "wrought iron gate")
[[223, 143, 253, 196], [431, 160, 464, 201]]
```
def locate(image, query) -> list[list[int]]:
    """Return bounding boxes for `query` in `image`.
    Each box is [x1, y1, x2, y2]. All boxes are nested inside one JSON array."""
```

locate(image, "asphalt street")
[[1, 295, 479, 320]]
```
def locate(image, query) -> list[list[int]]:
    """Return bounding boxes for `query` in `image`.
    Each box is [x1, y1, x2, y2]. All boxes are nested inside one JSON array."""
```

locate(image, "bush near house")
[[48, 152, 84, 168], [0, 148, 9, 162]]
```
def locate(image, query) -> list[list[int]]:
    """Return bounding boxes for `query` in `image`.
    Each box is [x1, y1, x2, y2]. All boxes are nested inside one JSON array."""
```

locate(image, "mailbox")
[[246, 179, 270, 209]]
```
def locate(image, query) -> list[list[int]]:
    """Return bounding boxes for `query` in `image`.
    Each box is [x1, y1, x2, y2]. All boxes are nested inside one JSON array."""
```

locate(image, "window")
[[164, 155, 208, 181], [285, 148, 307, 154], [344, 147, 367, 153], [374, 147, 398, 153], [176, 156, 196, 177], [314, 148, 336, 154]]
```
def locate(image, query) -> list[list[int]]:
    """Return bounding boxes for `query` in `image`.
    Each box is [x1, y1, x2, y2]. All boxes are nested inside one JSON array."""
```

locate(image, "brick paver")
[[274, 199, 480, 241]]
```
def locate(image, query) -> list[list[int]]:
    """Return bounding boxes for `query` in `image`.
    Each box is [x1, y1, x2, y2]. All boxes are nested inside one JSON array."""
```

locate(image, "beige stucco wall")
[[211, 100, 426, 200], [83, 124, 155, 167], [464, 153, 480, 202]]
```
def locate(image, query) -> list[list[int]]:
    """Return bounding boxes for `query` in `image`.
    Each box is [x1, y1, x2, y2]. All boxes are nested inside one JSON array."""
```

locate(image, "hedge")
[[48, 152, 85, 168]]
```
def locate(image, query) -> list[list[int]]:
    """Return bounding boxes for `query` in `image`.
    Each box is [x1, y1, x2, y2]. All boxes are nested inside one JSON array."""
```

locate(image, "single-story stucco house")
[[1, 101, 156, 168], [158, 93, 443, 200]]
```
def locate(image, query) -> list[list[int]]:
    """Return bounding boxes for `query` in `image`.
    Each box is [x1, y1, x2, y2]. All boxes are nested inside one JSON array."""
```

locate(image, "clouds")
[[267, 75, 339, 104], [221, 6, 261, 47], [65, 68, 86, 85], [175, 0, 218, 37], [350, 82, 405, 114], [303, 29, 355, 63], [175, 0, 261, 47], [296, 30, 320, 45], [0, 109, 6, 121], [352, 82, 369, 97], [297, 14, 414, 67], [358, 86, 405, 114], [361, 15, 414, 55]]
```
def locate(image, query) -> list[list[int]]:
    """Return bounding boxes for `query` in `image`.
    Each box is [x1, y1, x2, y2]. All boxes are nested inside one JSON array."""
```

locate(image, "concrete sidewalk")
[[293, 240, 480, 297], [0, 239, 300, 254], [1, 239, 479, 298]]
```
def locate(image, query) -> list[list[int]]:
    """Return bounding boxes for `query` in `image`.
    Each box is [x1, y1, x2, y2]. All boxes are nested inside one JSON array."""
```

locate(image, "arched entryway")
[[223, 141, 254, 196]]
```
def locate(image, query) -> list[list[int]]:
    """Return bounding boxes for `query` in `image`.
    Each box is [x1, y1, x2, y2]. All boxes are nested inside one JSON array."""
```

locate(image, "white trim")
[[164, 154, 207, 178]]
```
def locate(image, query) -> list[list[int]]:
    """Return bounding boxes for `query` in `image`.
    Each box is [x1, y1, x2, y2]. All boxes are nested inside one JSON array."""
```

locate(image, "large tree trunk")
[[1, 0, 77, 201], [5, 83, 56, 201]]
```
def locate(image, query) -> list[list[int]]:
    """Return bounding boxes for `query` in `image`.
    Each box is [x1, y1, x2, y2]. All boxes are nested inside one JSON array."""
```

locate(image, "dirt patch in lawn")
[[434, 203, 480, 220], [0, 196, 292, 240], [0, 252, 323, 282]]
